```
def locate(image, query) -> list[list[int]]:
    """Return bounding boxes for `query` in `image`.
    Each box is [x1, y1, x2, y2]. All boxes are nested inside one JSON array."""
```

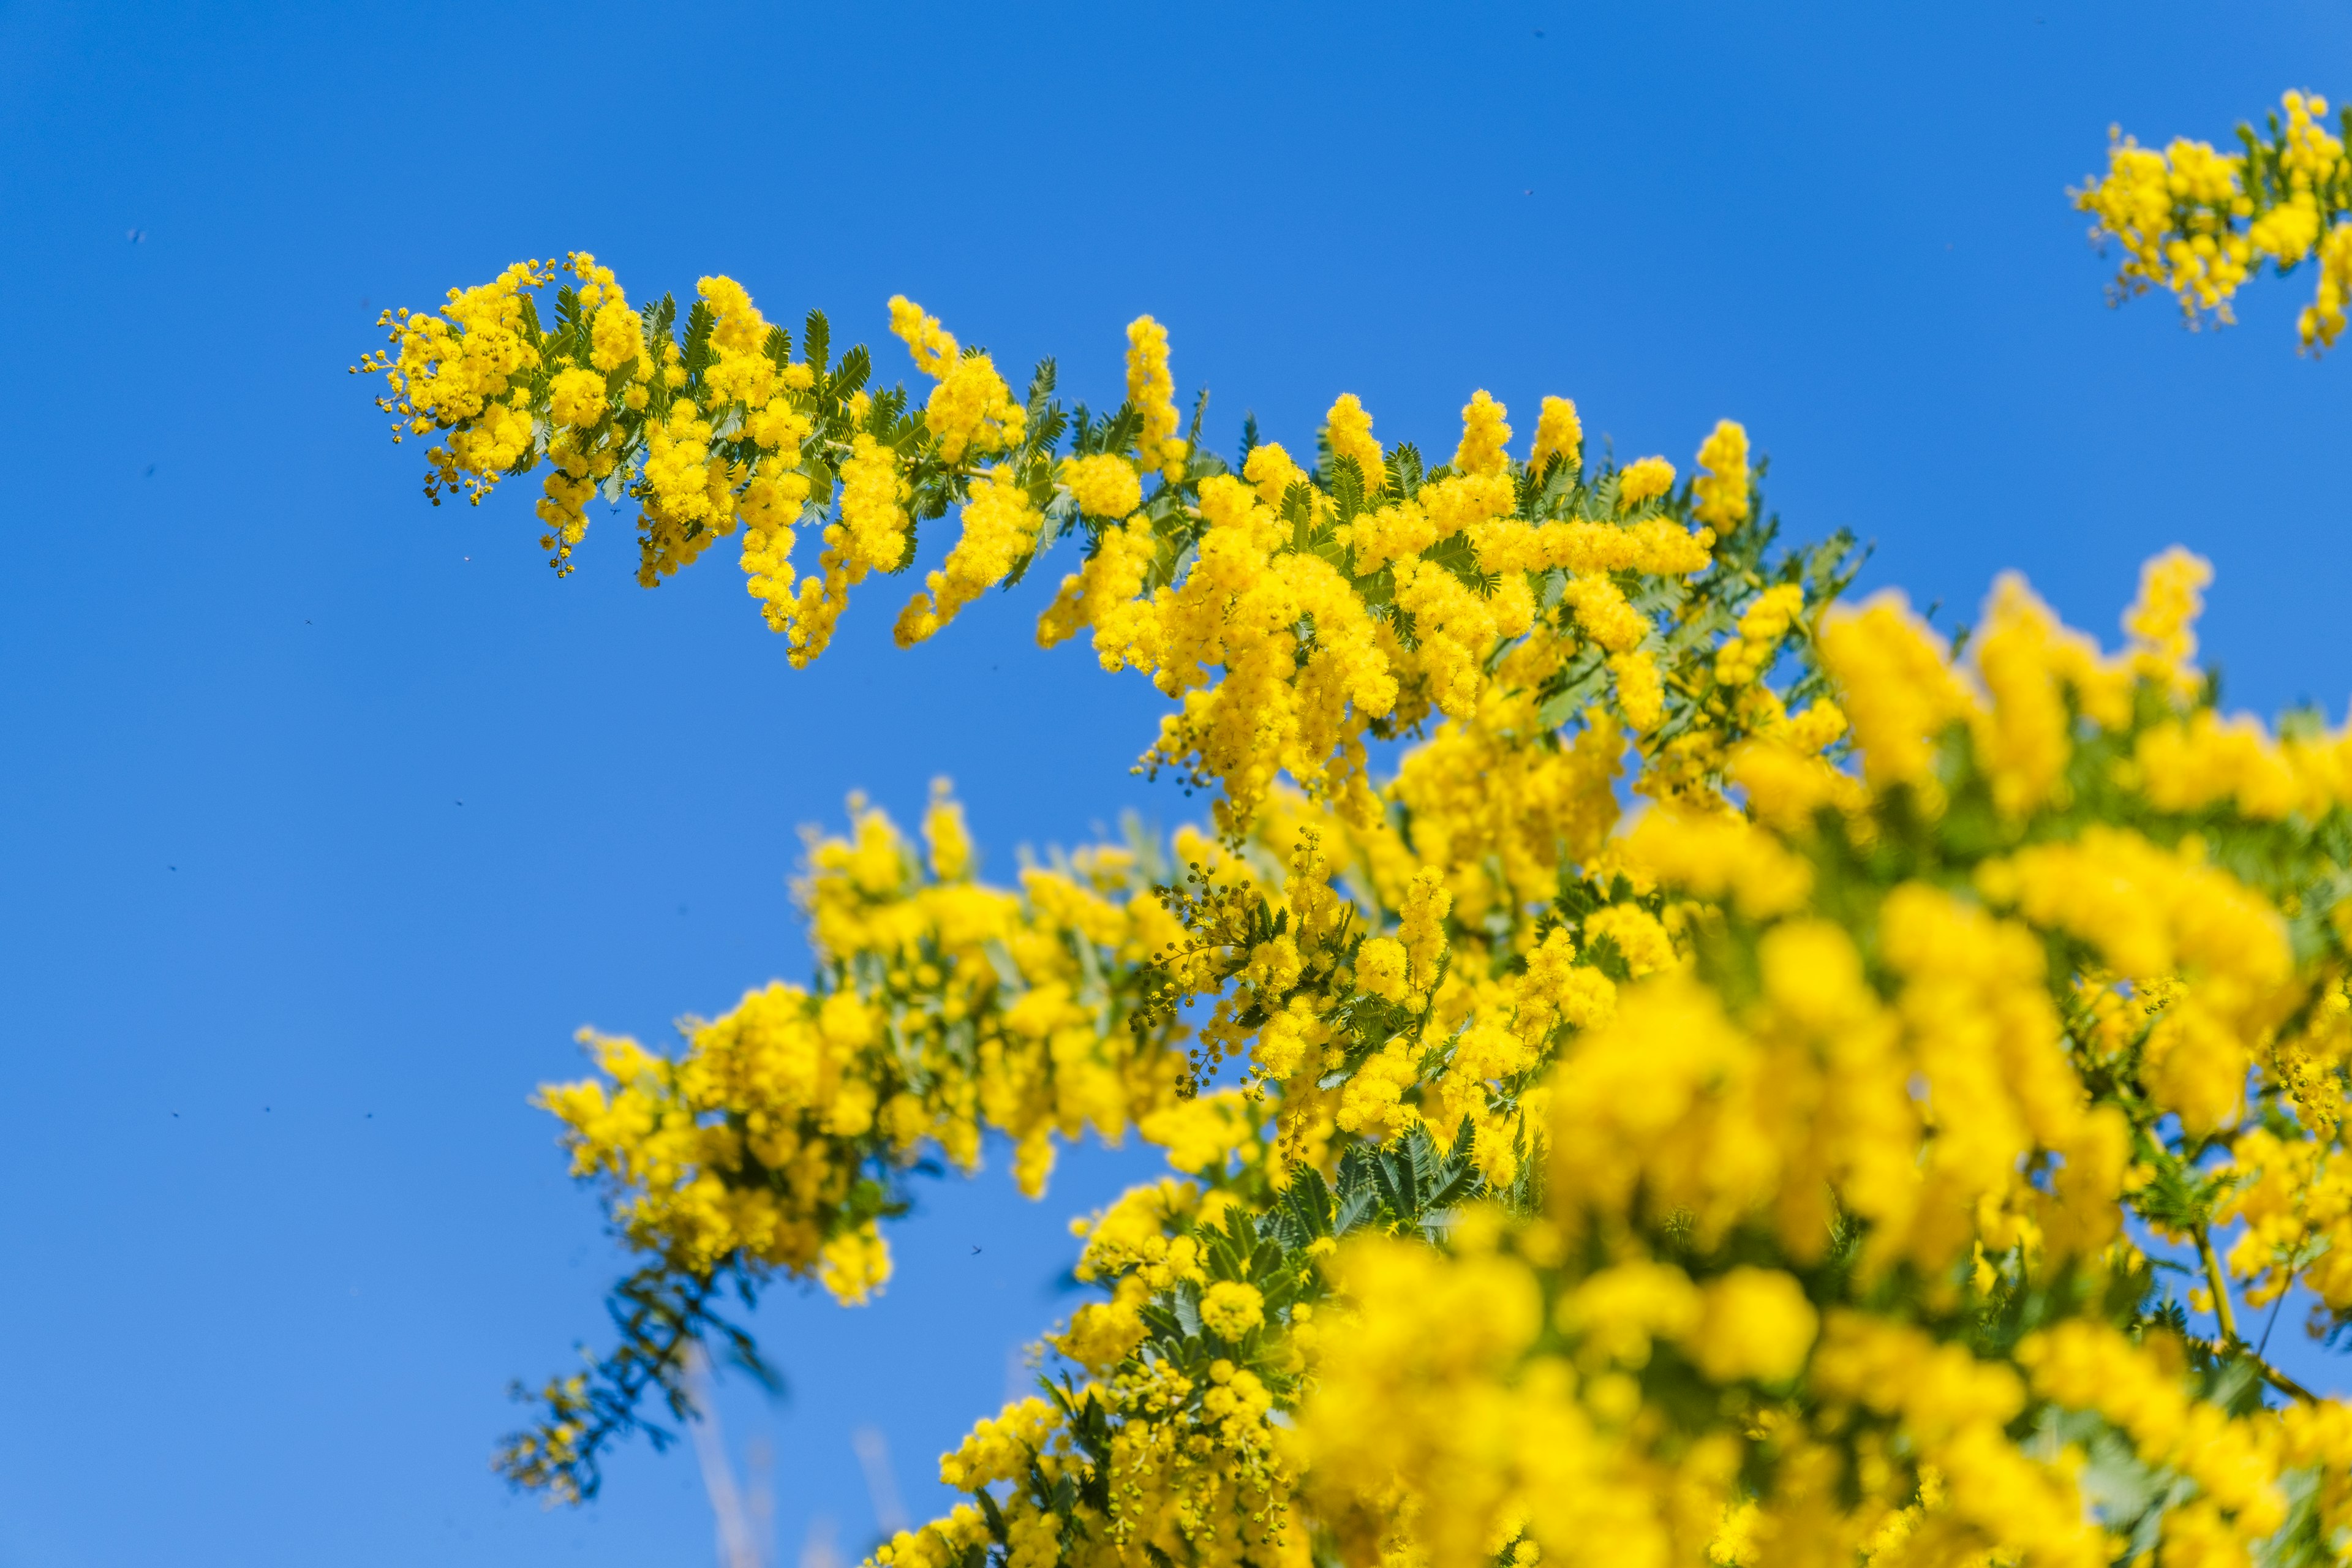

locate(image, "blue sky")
[[4, 2, 2351, 1564]]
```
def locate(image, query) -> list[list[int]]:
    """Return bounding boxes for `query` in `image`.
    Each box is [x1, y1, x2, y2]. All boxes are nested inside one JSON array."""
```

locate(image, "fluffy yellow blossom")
[[819, 1224, 892, 1303], [1609, 649, 1666, 733], [1817, 591, 1975, 795], [1201, 1280, 1267, 1340], [1063, 453, 1144, 520], [1691, 420, 1749, 530], [1126, 315, 1186, 478], [890, 296, 1026, 463], [1616, 456, 1676, 511], [1324, 393, 1384, 488], [1691, 1268, 1817, 1384], [888, 295, 957, 375], [1529, 395, 1582, 475], [1452, 390, 1512, 478], [840, 434, 913, 573], [2125, 545, 2214, 699], [895, 466, 1039, 646]]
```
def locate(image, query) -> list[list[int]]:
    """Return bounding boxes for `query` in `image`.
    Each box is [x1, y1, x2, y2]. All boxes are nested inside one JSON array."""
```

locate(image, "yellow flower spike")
[[888, 295, 957, 376], [1528, 394, 1583, 475], [1324, 393, 1384, 489], [1615, 454, 1677, 511], [2124, 545, 2214, 701], [1817, 590, 1975, 797], [818, 1223, 892, 1304], [839, 433, 913, 575], [1241, 440, 1310, 508], [1691, 420, 1750, 530], [891, 296, 1024, 462], [1126, 315, 1187, 480], [1452, 390, 1512, 477], [894, 466, 1039, 646]]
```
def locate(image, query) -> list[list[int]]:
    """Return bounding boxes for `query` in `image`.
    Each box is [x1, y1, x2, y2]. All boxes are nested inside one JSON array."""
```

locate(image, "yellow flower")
[[1452, 390, 1512, 477], [2124, 545, 2213, 699], [1691, 420, 1749, 530], [1529, 395, 1582, 475], [1689, 1268, 1817, 1384], [1325, 393, 1384, 488], [1200, 1280, 1267, 1340], [1127, 315, 1186, 478], [1616, 455, 1676, 510], [1063, 452, 1144, 519], [819, 1223, 892, 1304], [372, 260, 2352, 1568], [895, 466, 1039, 646]]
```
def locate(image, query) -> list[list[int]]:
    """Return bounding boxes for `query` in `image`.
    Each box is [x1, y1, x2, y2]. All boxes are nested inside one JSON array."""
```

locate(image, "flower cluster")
[[361, 262, 1838, 840], [2078, 89, 2352, 348], [372, 264, 2352, 1568], [496, 788, 1194, 1498]]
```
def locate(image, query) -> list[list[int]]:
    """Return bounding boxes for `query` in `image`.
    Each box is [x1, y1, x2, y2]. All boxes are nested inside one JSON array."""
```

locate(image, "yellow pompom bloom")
[[1356, 935, 1410, 1003], [2299, 219, 2352, 349], [1241, 439, 1310, 508], [840, 433, 913, 573], [1583, 902, 1678, 978], [1201, 1280, 1267, 1340], [1529, 394, 1583, 475], [890, 296, 1025, 462], [819, 1223, 892, 1304], [1691, 420, 1749, 530], [1126, 315, 1187, 479], [1452, 390, 1512, 477], [547, 366, 608, 429], [2124, 545, 2213, 699], [1690, 1268, 1818, 1384], [1817, 591, 1975, 794], [1616, 455, 1676, 511], [1063, 452, 1144, 519], [888, 293, 958, 376], [1325, 393, 1384, 488], [590, 299, 643, 375], [1610, 648, 1666, 731], [1398, 867, 1452, 990], [894, 466, 1039, 646]]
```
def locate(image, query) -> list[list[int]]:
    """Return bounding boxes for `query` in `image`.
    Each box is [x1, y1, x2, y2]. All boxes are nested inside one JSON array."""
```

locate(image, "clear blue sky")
[[4, 2, 2351, 1564]]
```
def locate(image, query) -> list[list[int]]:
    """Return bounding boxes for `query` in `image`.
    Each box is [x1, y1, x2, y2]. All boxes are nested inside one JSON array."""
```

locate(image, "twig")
[[2195, 1225, 2240, 1344]]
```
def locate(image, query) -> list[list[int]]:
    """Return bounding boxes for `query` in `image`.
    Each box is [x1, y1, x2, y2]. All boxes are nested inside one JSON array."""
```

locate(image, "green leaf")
[[682, 299, 716, 379], [800, 309, 831, 375], [1325, 454, 1367, 521], [1384, 441, 1425, 499], [801, 452, 836, 509], [1280, 1167, 1334, 1243], [1423, 531, 1498, 597], [830, 343, 871, 401], [1171, 1283, 1204, 1340]]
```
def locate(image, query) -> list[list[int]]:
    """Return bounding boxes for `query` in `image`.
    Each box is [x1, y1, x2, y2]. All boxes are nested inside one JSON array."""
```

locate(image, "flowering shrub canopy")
[[361, 89, 2352, 1568], [2078, 89, 2352, 349]]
